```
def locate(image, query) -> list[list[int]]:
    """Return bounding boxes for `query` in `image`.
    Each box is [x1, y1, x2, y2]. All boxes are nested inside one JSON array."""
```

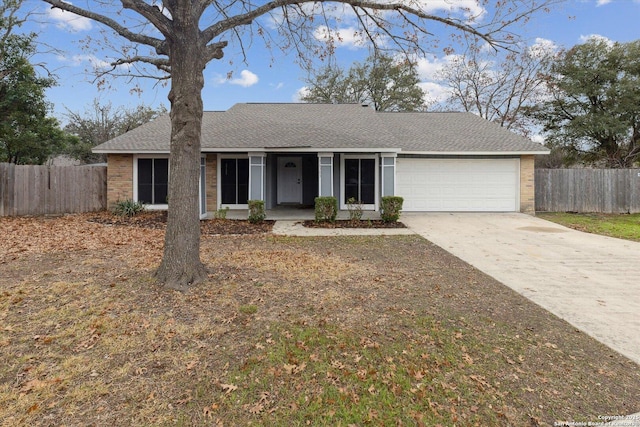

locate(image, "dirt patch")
[[1, 213, 639, 426]]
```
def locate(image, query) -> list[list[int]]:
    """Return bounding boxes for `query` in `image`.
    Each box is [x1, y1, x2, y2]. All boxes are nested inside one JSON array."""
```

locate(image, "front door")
[[277, 157, 302, 204]]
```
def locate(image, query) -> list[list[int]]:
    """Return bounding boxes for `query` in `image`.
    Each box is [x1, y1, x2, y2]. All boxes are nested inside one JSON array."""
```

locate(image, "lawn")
[[537, 212, 640, 242], [1, 213, 639, 426]]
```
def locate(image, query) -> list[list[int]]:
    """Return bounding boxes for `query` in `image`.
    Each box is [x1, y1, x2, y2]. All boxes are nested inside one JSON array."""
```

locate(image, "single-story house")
[[93, 103, 549, 217]]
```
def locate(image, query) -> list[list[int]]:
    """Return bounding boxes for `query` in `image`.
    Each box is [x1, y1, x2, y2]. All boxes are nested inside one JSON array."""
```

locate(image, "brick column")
[[205, 154, 217, 212], [107, 154, 133, 209], [519, 155, 535, 214]]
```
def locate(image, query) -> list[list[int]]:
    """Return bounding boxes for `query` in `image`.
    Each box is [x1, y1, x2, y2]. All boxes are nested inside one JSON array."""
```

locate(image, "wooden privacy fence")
[[535, 168, 640, 213], [0, 163, 107, 216]]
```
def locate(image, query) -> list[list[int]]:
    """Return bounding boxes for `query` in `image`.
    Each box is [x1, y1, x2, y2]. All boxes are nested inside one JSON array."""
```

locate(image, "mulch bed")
[[303, 219, 406, 228], [86, 211, 406, 234], [87, 210, 274, 235]]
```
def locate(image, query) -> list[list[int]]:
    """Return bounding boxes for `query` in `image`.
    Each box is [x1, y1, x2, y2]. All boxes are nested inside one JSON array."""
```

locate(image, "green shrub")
[[113, 199, 146, 217], [214, 206, 229, 219], [380, 196, 404, 222], [314, 196, 338, 223], [248, 200, 266, 223], [346, 197, 363, 221]]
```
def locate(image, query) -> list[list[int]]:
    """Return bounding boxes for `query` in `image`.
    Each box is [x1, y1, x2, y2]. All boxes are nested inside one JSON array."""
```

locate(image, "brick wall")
[[107, 154, 133, 208], [205, 154, 217, 212], [519, 155, 535, 214]]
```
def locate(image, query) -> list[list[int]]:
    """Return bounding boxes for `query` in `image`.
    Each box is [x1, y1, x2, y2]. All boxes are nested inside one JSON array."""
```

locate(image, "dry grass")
[[1, 213, 639, 426]]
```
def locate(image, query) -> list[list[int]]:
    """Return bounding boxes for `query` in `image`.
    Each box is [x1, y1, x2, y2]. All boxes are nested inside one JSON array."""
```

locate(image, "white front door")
[[277, 157, 302, 204]]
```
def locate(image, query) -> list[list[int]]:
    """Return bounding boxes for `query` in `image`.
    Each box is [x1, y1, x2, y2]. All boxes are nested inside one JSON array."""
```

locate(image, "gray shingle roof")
[[93, 103, 548, 154]]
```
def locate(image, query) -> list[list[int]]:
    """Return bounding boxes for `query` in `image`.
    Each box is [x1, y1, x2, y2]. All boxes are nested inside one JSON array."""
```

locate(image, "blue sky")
[[19, 0, 640, 122]]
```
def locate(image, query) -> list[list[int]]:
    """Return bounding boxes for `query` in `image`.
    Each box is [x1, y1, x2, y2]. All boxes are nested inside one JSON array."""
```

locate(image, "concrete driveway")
[[402, 212, 640, 366]]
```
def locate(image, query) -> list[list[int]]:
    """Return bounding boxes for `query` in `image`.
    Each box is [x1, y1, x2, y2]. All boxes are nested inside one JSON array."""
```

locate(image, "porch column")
[[248, 152, 266, 201], [318, 153, 334, 197], [380, 153, 397, 197]]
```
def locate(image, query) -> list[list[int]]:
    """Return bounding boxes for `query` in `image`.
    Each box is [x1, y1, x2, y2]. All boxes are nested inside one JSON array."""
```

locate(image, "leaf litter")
[[0, 212, 639, 426]]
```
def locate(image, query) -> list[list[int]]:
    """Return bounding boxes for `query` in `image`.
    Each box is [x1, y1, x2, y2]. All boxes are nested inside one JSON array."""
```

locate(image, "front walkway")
[[401, 212, 640, 367]]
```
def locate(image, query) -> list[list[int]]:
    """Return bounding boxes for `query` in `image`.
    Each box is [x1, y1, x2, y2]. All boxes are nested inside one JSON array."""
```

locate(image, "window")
[[380, 155, 396, 197], [138, 158, 168, 204], [221, 158, 249, 205], [344, 158, 375, 204]]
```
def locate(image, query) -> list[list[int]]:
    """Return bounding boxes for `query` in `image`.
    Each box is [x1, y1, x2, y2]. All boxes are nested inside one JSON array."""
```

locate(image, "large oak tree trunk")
[[154, 11, 208, 291]]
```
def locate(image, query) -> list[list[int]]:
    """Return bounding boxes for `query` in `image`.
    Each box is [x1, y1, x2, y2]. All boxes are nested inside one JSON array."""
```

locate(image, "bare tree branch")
[[41, 0, 165, 53], [121, 0, 173, 38]]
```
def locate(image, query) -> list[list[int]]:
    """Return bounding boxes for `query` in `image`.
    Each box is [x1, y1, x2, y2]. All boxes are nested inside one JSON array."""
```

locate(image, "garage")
[[396, 158, 520, 212]]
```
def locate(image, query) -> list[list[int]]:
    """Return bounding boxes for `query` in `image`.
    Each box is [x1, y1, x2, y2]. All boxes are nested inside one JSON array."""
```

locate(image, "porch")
[[216, 151, 397, 214]]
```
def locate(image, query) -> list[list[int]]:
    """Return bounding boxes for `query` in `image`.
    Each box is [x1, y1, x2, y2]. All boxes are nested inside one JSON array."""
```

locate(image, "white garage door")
[[396, 158, 519, 212]]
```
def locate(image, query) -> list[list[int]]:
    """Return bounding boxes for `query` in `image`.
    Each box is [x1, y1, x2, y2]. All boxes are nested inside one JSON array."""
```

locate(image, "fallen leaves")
[[220, 383, 238, 394], [283, 362, 306, 375], [2, 214, 640, 426], [219, 249, 366, 283], [0, 214, 164, 264], [19, 376, 63, 396]]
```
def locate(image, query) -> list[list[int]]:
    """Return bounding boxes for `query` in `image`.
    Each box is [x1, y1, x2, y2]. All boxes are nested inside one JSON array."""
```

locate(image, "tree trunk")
[[154, 16, 208, 291]]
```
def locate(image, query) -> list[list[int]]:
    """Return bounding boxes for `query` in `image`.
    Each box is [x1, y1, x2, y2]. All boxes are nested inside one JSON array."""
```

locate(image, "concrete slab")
[[401, 212, 640, 367]]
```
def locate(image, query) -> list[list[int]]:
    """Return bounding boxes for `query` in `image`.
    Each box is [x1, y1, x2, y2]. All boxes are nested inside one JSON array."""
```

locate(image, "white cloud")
[[418, 81, 450, 104], [579, 34, 614, 46], [229, 70, 259, 87], [293, 86, 309, 102], [46, 2, 92, 32], [313, 25, 369, 50], [271, 82, 285, 90], [596, 0, 613, 5], [58, 54, 110, 69], [414, 54, 460, 80], [528, 38, 559, 58], [415, 0, 486, 18]]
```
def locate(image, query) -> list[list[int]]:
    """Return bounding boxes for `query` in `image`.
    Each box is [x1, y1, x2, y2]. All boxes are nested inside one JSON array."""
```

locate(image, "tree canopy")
[[531, 38, 640, 168], [39, 0, 561, 289], [302, 54, 426, 112], [64, 100, 167, 164], [0, 0, 74, 164], [437, 39, 554, 138]]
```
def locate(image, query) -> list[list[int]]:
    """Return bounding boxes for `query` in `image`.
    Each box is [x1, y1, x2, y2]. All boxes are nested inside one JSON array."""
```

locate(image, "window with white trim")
[[344, 158, 375, 204], [137, 158, 168, 204], [220, 158, 249, 205]]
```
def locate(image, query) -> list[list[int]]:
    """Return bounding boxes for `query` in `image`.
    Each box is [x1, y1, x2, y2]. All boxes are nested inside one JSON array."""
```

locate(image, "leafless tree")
[[437, 37, 556, 137], [40, 0, 562, 290]]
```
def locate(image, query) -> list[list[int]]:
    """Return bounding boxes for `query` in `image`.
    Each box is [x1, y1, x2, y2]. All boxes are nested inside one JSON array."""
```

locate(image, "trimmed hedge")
[[314, 196, 338, 223], [380, 196, 403, 222], [248, 200, 266, 223]]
